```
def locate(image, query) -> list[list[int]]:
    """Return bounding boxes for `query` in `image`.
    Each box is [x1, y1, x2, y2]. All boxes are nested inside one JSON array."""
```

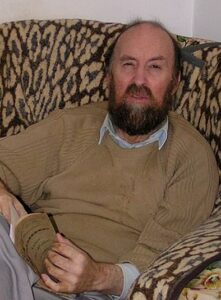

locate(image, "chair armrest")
[[128, 194, 221, 300]]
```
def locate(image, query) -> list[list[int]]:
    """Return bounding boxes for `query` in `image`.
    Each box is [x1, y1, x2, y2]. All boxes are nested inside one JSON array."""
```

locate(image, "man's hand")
[[0, 181, 27, 223], [41, 233, 123, 295]]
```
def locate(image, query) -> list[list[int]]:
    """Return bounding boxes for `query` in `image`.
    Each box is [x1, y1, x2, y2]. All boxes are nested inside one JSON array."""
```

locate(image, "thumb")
[[13, 200, 27, 217]]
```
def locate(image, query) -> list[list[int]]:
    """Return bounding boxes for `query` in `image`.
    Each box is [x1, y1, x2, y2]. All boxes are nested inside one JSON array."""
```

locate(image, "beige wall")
[[193, 0, 221, 41], [0, 0, 193, 36], [1, 0, 221, 41]]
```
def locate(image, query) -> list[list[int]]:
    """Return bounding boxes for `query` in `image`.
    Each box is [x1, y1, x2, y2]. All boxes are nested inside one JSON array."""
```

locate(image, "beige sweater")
[[0, 103, 218, 272]]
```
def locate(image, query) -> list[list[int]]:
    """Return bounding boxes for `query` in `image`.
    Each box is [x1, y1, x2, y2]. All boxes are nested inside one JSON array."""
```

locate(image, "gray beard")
[[108, 82, 172, 136]]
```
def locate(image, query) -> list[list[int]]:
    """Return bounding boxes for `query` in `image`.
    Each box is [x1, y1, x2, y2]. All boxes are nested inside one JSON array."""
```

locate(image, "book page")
[[14, 212, 56, 275]]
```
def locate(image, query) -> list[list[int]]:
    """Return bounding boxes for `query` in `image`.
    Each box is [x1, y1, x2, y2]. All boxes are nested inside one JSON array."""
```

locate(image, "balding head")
[[107, 20, 181, 79]]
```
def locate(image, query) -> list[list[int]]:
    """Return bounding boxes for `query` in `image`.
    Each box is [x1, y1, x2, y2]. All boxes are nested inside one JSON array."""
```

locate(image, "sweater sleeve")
[[0, 110, 65, 206], [118, 126, 219, 272]]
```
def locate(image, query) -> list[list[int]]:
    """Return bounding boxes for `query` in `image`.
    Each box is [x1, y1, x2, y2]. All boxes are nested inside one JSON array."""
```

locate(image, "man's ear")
[[105, 72, 111, 88], [171, 72, 181, 95]]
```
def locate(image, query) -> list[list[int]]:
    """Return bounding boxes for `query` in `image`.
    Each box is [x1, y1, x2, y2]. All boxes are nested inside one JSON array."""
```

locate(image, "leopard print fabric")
[[173, 43, 221, 188], [0, 19, 220, 300], [0, 19, 124, 135]]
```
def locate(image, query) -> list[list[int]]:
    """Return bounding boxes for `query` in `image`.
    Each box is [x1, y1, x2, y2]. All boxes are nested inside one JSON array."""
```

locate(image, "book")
[[9, 205, 76, 299], [10, 204, 57, 275]]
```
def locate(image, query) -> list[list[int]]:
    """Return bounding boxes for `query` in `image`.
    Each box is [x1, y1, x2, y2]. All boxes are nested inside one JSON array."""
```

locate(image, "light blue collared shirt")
[[99, 113, 168, 150]]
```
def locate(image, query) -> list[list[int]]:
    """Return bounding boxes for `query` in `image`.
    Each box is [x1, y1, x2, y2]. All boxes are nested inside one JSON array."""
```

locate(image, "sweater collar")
[[99, 113, 168, 150]]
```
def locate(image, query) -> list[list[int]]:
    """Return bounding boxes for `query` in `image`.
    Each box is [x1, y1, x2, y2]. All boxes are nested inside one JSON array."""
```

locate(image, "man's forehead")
[[114, 23, 174, 56]]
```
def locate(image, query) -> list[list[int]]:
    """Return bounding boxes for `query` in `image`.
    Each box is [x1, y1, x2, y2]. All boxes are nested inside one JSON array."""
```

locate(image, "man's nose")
[[133, 67, 147, 85]]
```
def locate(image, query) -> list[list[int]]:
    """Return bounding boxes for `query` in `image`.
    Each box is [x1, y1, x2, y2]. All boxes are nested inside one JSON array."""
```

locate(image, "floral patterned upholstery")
[[179, 261, 221, 299], [0, 19, 220, 300]]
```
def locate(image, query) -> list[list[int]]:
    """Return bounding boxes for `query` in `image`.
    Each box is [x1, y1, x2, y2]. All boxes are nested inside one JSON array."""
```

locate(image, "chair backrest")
[[0, 19, 220, 189]]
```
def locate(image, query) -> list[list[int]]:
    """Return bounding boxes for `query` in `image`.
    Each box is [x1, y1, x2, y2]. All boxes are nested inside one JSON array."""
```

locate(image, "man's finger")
[[56, 233, 73, 246], [52, 241, 81, 260], [44, 257, 68, 281], [47, 249, 70, 271], [41, 273, 62, 293]]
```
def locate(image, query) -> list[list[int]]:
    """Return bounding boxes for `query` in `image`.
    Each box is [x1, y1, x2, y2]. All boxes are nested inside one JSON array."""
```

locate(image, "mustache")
[[125, 84, 153, 98]]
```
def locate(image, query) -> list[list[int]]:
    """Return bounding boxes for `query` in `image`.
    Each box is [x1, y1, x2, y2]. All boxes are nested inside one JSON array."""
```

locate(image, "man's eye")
[[150, 64, 161, 69], [123, 62, 134, 67]]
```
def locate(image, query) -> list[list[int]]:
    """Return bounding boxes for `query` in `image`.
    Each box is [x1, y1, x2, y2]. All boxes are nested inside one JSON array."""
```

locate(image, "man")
[[0, 20, 218, 300]]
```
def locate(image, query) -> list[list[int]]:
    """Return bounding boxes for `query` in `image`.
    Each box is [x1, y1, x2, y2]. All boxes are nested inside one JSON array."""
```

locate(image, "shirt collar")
[[99, 113, 168, 150]]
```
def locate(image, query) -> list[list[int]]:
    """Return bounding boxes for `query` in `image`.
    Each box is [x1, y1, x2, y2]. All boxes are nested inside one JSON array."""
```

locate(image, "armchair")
[[0, 18, 220, 300]]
